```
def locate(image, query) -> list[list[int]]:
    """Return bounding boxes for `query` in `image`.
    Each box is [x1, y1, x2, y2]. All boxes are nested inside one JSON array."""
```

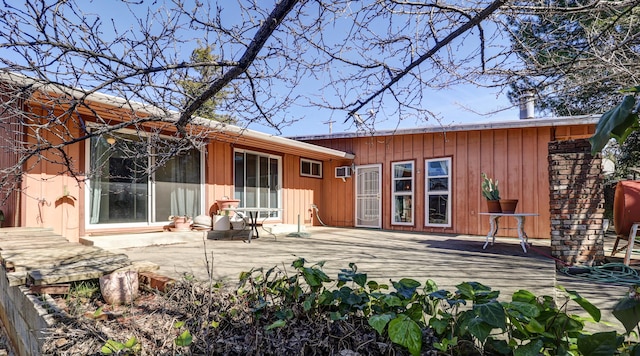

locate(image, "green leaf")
[[577, 331, 622, 356], [101, 340, 124, 354], [330, 311, 346, 321], [512, 289, 537, 303], [524, 318, 545, 334], [302, 267, 330, 287], [124, 336, 138, 348], [474, 300, 506, 330], [93, 306, 104, 318], [393, 279, 421, 300], [265, 319, 287, 330], [173, 321, 186, 328], [467, 317, 492, 342], [613, 297, 640, 334], [505, 301, 540, 318], [210, 320, 220, 328], [368, 313, 394, 335], [514, 339, 544, 356], [429, 317, 449, 335], [318, 290, 334, 305], [291, 258, 306, 269], [174, 329, 193, 347], [380, 294, 403, 307], [590, 95, 638, 154], [562, 288, 601, 322], [423, 279, 438, 294], [388, 314, 422, 356]]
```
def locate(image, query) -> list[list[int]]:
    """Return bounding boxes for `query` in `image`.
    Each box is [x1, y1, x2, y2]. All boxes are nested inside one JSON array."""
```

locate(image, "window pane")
[[311, 163, 320, 176], [234, 152, 244, 204], [301, 161, 310, 175], [428, 178, 448, 191], [394, 195, 413, 223], [394, 163, 412, 178], [428, 161, 448, 176], [235, 151, 281, 218], [89, 133, 148, 224], [395, 179, 412, 192], [154, 148, 201, 222], [428, 195, 449, 224]]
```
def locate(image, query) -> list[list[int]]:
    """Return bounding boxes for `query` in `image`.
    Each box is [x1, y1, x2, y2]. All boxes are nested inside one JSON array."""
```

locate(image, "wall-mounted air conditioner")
[[335, 166, 352, 178]]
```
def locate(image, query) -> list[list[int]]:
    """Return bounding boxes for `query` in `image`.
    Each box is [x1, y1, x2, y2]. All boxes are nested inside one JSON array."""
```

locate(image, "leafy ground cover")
[[40, 258, 640, 355]]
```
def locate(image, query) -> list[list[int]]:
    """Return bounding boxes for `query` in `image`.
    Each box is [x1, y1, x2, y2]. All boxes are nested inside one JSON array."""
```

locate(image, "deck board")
[[0, 227, 132, 286]]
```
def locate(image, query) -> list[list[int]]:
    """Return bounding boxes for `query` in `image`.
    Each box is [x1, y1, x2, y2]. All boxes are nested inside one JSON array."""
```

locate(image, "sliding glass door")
[[88, 131, 203, 226]]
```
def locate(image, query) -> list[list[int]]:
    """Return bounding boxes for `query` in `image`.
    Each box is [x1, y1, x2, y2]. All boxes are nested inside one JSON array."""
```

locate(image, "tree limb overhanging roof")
[[0, 71, 355, 161]]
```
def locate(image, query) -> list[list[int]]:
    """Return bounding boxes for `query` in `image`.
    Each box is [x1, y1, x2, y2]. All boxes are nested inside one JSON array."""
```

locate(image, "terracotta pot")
[[499, 199, 519, 214], [171, 216, 192, 231], [613, 181, 640, 236], [486, 200, 502, 213]]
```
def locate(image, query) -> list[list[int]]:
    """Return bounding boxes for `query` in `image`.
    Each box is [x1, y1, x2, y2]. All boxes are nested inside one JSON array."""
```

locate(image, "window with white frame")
[[425, 157, 451, 227], [300, 158, 322, 178], [392, 161, 414, 225], [234, 149, 282, 219]]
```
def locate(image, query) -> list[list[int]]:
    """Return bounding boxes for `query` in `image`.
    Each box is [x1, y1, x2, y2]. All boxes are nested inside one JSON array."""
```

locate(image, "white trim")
[[355, 164, 382, 228], [425, 157, 452, 228], [233, 148, 282, 220], [391, 161, 414, 226], [300, 158, 323, 178]]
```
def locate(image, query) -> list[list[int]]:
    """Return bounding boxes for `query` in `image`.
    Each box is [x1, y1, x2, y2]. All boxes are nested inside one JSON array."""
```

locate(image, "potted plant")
[[169, 215, 192, 231], [481, 173, 502, 213]]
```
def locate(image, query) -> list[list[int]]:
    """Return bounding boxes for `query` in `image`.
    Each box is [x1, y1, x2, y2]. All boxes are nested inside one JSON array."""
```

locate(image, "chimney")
[[519, 91, 535, 119]]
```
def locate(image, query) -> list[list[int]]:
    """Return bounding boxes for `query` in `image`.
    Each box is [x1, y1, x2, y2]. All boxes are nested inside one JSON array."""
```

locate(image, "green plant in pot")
[[481, 173, 502, 213]]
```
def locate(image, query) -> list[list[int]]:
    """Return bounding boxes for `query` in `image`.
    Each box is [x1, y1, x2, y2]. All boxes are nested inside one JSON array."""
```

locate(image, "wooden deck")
[[0, 227, 133, 287]]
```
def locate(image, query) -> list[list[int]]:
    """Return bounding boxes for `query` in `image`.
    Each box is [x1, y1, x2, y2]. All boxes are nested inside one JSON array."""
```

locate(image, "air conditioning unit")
[[335, 166, 352, 178]]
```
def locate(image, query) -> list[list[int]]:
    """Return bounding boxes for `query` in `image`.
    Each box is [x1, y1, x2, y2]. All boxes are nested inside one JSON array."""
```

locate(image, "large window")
[[392, 161, 414, 225], [87, 131, 203, 226], [234, 150, 281, 219], [425, 157, 451, 227]]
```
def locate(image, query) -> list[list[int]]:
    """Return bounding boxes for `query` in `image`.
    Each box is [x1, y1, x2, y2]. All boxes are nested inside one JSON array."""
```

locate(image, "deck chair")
[[611, 222, 640, 266]]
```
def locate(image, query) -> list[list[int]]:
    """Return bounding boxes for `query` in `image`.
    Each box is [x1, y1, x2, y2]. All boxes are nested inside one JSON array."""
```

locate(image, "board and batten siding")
[[304, 124, 596, 239]]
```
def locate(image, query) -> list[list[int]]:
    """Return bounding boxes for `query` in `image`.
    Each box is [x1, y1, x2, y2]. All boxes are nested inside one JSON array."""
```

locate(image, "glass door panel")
[[89, 133, 148, 224]]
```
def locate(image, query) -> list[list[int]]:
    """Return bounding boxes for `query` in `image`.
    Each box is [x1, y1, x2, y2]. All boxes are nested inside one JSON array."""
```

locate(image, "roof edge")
[[290, 116, 601, 141]]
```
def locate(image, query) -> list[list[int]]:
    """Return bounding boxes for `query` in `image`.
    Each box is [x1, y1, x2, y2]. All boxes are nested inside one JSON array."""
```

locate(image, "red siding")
[[304, 125, 595, 239]]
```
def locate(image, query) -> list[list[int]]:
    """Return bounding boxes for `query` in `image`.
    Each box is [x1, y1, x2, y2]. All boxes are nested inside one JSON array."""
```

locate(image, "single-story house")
[[295, 117, 601, 242], [0, 73, 355, 242], [0, 72, 604, 264]]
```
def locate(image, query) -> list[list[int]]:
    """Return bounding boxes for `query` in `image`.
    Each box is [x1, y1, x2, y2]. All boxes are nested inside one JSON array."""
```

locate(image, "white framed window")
[[234, 149, 282, 219], [392, 161, 414, 225], [300, 158, 322, 178], [425, 157, 452, 227]]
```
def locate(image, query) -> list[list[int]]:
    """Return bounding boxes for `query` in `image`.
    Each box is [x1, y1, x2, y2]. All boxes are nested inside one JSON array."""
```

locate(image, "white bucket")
[[213, 215, 230, 231]]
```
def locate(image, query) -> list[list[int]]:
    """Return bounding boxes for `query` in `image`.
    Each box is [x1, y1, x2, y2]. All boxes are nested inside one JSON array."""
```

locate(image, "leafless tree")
[[0, 0, 636, 195]]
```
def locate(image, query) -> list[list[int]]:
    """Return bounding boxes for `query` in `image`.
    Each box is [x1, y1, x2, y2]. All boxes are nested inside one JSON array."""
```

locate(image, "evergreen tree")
[[179, 44, 234, 123], [507, 1, 640, 116]]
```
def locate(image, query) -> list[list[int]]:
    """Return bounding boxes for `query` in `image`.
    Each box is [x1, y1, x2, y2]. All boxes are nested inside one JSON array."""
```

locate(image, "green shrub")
[[237, 258, 640, 355]]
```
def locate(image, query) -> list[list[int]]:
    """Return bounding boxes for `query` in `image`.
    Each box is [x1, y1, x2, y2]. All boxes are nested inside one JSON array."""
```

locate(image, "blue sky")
[[1, 0, 522, 137]]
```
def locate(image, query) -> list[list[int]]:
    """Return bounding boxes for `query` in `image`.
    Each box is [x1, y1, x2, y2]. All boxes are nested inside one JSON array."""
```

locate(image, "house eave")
[[0, 71, 355, 162], [290, 116, 601, 141]]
